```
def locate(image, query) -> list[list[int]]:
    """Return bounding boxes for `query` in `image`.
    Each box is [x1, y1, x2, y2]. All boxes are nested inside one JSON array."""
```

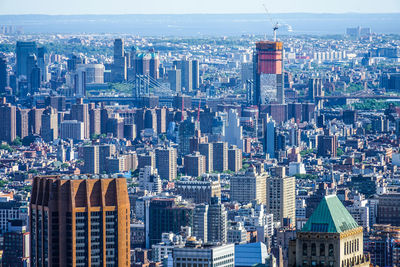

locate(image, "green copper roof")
[[301, 195, 359, 233]]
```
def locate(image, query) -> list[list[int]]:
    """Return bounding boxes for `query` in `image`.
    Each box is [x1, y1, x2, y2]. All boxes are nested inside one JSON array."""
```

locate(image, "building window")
[[311, 243, 316, 256], [328, 244, 334, 257], [303, 243, 308, 256], [357, 239, 359, 251], [320, 244, 325, 256]]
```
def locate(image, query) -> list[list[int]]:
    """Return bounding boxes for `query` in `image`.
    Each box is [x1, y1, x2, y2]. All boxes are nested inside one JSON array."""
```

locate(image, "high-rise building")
[[16, 107, 29, 139], [16, 41, 37, 78], [266, 167, 296, 227], [0, 55, 7, 94], [28, 107, 44, 135], [192, 60, 200, 89], [155, 146, 177, 181], [147, 198, 193, 247], [71, 98, 90, 139], [207, 197, 227, 244], [253, 41, 284, 105], [138, 166, 162, 193], [30, 175, 131, 266], [82, 145, 99, 174], [228, 145, 242, 173], [213, 142, 228, 172], [230, 166, 267, 204], [60, 120, 85, 141], [317, 129, 338, 158], [112, 38, 127, 82], [0, 98, 16, 143], [40, 107, 58, 142], [224, 109, 244, 150], [199, 143, 213, 173], [138, 151, 156, 170], [2, 219, 30, 267], [193, 204, 208, 243], [264, 114, 276, 158], [289, 195, 371, 267], [168, 68, 182, 92], [175, 177, 221, 204], [89, 105, 101, 137], [308, 78, 324, 102], [185, 152, 206, 177], [99, 144, 116, 173], [377, 193, 400, 226], [178, 118, 196, 156]]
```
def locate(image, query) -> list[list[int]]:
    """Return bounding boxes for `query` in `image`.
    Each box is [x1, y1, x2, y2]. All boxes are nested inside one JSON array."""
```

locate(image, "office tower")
[[89, 105, 101, 137], [112, 38, 127, 82], [230, 165, 267, 204], [138, 166, 162, 193], [173, 243, 235, 267], [156, 107, 167, 134], [189, 129, 207, 153], [192, 60, 200, 89], [212, 142, 228, 172], [60, 120, 85, 140], [317, 129, 338, 158], [377, 193, 400, 226], [147, 198, 193, 247], [253, 41, 284, 105], [45, 95, 66, 112], [77, 64, 104, 84], [228, 145, 242, 173], [16, 41, 37, 78], [149, 52, 160, 79], [37, 46, 47, 82], [16, 107, 29, 139], [0, 200, 28, 232], [289, 195, 371, 267], [138, 151, 156, 170], [266, 167, 296, 227], [193, 204, 208, 243], [0, 55, 7, 94], [2, 220, 30, 267], [168, 68, 182, 92], [264, 114, 276, 158], [207, 197, 227, 244], [178, 118, 196, 156], [99, 144, 116, 173], [184, 152, 206, 177], [30, 64, 40, 93], [308, 78, 323, 101], [82, 145, 99, 174], [199, 142, 213, 173], [155, 146, 177, 181], [176, 178, 221, 204], [224, 109, 244, 150], [99, 107, 111, 134], [106, 116, 124, 139], [0, 98, 16, 143], [343, 110, 357, 125], [40, 107, 58, 142], [30, 175, 131, 266], [28, 107, 44, 135], [71, 98, 90, 139]]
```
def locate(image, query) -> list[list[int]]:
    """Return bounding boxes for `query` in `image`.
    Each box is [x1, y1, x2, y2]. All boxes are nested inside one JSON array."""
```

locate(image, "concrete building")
[[213, 142, 228, 172], [175, 178, 221, 204], [60, 120, 85, 141], [30, 175, 131, 266], [0, 99, 16, 143], [207, 197, 227, 244], [199, 143, 213, 173], [184, 152, 206, 177], [228, 145, 242, 173], [193, 204, 208, 243], [138, 166, 162, 193], [230, 165, 267, 205], [289, 195, 370, 267], [155, 146, 177, 181], [266, 167, 296, 227]]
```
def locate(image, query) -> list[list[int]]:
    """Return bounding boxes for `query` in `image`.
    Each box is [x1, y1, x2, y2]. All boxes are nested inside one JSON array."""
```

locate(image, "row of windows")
[[344, 239, 360, 255], [303, 243, 334, 257]]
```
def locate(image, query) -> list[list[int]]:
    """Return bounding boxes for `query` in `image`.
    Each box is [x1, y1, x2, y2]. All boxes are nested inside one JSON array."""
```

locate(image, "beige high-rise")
[[230, 165, 267, 204]]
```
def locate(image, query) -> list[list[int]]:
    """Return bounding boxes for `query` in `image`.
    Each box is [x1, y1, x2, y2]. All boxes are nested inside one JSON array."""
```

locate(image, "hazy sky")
[[1, 0, 400, 14]]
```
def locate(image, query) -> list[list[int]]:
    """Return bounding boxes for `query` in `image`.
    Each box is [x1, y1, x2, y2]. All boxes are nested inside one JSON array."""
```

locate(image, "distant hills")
[[0, 13, 399, 36]]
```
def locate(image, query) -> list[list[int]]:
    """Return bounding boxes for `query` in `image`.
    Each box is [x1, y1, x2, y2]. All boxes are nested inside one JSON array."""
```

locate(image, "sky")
[[0, 0, 400, 14]]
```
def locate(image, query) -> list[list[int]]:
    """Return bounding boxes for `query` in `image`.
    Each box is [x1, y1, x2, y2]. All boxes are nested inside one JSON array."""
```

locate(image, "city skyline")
[[0, 0, 400, 15]]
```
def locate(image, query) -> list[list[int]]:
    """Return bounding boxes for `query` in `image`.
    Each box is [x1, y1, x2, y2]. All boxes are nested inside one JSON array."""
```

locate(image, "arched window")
[[311, 243, 316, 256], [303, 243, 308, 256], [329, 244, 334, 257], [320, 244, 325, 256]]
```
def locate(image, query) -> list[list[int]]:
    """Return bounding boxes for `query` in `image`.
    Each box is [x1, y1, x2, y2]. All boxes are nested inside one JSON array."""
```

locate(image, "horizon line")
[[1, 12, 400, 16]]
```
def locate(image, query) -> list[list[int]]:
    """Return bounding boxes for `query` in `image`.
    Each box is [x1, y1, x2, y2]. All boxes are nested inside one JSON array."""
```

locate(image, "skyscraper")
[[0, 98, 16, 143], [207, 197, 227, 244], [112, 38, 127, 82], [40, 107, 58, 142], [193, 204, 208, 243], [253, 41, 284, 105], [192, 60, 200, 89], [317, 129, 338, 158], [213, 142, 228, 172], [178, 118, 196, 156], [266, 167, 296, 227], [30, 175, 131, 266], [230, 165, 267, 204], [228, 145, 242, 173], [16, 41, 37, 78], [264, 114, 276, 158], [82, 145, 99, 174], [0, 55, 7, 94], [184, 152, 206, 177], [71, 98, 90, 139], [155, 146, 177, 181], [199, 143, 213, 173]]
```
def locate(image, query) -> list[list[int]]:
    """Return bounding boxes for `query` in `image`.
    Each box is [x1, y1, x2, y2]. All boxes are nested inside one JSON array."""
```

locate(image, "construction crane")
[[262, 3, 292, 41]]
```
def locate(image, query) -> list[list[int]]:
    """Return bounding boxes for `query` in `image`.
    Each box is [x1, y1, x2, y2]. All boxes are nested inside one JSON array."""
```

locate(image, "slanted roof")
[[301, 195, 359, 233]]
